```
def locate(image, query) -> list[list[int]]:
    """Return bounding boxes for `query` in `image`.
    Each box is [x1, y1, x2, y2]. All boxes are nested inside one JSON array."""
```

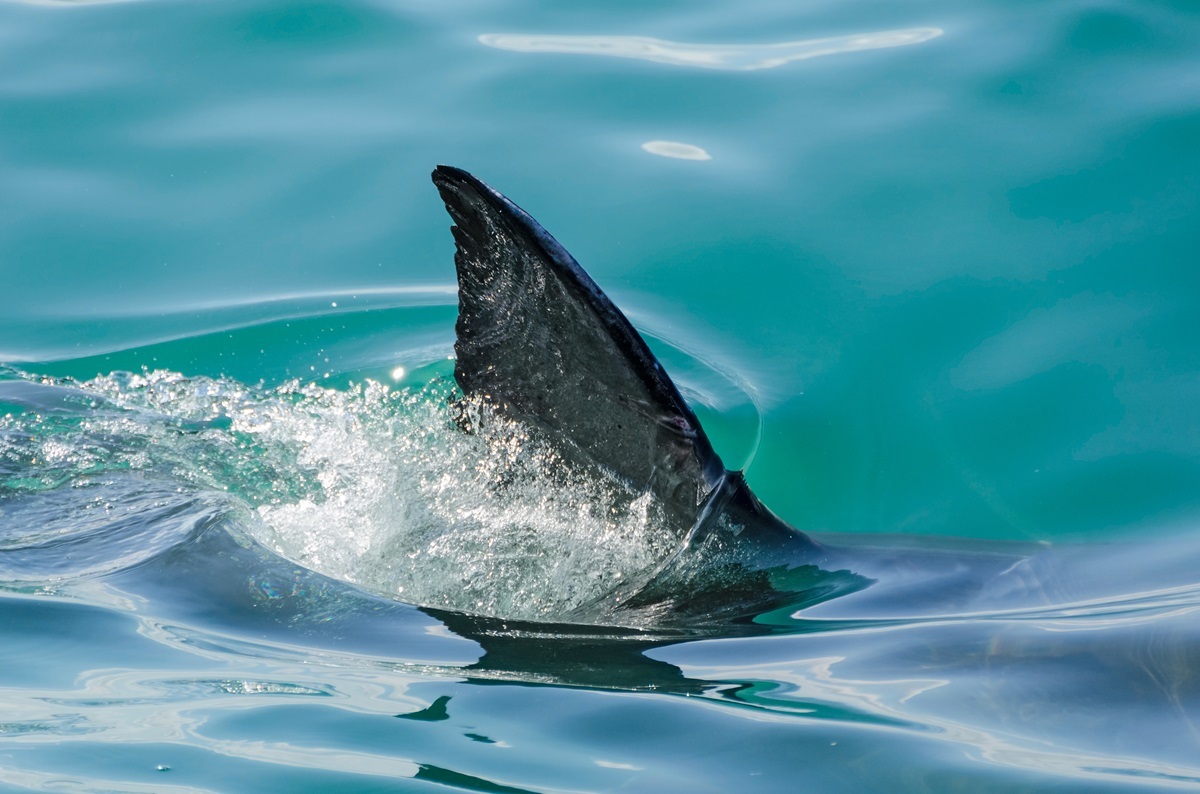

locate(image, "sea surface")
[[2, 0, 1200, 790]]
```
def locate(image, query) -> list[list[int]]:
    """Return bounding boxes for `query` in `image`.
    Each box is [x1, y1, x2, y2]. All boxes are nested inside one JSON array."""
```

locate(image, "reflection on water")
[[641, 140, 712, 161], [478, 28, 944, 71]]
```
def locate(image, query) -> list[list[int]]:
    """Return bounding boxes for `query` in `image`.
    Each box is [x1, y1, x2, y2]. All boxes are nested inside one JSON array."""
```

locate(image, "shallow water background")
[[2, 0, 1200, 791]]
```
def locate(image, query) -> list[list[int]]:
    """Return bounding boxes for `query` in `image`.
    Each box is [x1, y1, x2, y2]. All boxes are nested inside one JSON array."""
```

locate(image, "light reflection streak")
[[1, 284, 459, 363], [955, 581, 1200, 629], [641, 141, 711, 160], [798, 579, 1200, 634], [0, 657, 566, 792], [675, 654, 1200, 786], [208, 741, 420, 778], [135, 617, 474, 686], [39, 284, 459, 320], [594, 759, 642, 771], [3, 0, 138, 5], [690, 655, 948, 725], [0, 657, 446, 756], [0, 765, 215, 794], [478, 28, 944, 71]]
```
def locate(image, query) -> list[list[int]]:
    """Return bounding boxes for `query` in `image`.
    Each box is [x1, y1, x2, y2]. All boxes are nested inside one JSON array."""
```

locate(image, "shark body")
[[432, 166, 866, 624]]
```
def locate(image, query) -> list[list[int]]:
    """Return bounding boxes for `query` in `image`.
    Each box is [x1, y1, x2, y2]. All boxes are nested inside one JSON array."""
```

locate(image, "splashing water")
[[0, 369, 679, 621]]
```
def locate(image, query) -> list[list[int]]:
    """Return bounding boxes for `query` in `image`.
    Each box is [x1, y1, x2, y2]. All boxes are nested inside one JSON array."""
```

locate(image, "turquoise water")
[[2, 0, 1200, 790]]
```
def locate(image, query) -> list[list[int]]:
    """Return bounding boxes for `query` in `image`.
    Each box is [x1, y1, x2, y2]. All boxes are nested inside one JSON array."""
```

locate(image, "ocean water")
[[2, 0, 1200, 790]]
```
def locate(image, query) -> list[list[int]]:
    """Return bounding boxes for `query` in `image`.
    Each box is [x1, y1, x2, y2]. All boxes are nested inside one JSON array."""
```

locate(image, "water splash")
[[0, 370, 679, 621]]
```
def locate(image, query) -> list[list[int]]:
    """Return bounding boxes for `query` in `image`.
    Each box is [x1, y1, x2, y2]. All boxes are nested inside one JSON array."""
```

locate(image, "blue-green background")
[[3, 0, 1199, 790]]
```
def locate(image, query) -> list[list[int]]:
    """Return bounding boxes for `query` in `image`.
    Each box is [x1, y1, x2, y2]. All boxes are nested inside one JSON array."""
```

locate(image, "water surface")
[[2, 0, 1199, 790]]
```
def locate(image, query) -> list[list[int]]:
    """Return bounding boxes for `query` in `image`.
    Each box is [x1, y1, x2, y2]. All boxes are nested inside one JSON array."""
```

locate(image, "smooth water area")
[[2, 0, 1200, 790]]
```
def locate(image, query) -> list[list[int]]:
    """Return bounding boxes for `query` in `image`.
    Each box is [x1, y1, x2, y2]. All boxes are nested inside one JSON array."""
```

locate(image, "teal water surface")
[[2, 0, 1200, 790]]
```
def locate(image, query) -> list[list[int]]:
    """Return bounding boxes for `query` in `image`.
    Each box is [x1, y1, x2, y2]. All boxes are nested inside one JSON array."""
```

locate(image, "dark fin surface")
[[432, 166, 726, 540]]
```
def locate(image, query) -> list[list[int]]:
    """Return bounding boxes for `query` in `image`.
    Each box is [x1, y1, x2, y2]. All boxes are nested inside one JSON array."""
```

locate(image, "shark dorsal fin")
[[432, 166, 727, 536]]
